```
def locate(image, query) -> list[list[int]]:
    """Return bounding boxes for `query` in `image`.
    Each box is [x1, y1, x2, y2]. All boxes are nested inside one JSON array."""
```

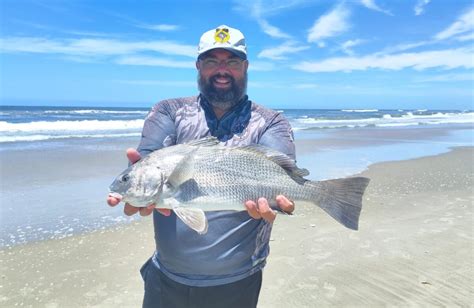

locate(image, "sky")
[[0, 0, 473, 110]]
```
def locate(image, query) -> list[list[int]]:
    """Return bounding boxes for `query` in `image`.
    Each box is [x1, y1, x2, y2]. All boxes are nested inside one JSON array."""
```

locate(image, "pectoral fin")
[[174, 207, 208, 234], [173, 179, 206, 202], [167, 148, 197, 188]]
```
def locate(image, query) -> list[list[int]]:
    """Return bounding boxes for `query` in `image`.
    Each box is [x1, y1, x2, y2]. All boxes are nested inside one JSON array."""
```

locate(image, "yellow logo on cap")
[[214, 28, 230, 43]]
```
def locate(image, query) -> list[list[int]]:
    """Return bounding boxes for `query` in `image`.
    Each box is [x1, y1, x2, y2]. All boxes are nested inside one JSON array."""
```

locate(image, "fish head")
[[108, 163, 167, 207]]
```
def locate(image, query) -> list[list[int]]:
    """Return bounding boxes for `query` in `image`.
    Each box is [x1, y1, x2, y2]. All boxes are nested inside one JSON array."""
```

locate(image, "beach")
[[260, 146, 473, 307], [1, 128, 472, 307]]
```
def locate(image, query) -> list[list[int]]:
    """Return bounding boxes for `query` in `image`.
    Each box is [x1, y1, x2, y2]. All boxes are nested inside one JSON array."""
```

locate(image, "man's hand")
[[244, 195, 295, 223], [107, 148, 171, 217]]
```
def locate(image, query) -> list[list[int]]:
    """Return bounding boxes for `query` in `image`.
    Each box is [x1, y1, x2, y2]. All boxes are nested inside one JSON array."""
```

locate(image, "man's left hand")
[[244, 195, 295, 223]]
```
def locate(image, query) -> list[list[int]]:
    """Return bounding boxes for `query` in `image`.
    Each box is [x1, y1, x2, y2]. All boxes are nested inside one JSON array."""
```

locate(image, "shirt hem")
[[151, 252, 266, 287]]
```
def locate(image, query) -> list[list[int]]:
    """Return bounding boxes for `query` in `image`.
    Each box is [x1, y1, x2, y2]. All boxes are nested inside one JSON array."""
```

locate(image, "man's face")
[[197, 49, 248, 111]]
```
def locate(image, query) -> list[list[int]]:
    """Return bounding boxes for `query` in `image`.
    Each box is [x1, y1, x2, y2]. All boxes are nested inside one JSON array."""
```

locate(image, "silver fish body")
[[109, 137, 370, 234]]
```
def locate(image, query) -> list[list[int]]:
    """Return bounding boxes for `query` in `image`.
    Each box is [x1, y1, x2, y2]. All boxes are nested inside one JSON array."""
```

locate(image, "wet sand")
[[1, 145, 472, 307]]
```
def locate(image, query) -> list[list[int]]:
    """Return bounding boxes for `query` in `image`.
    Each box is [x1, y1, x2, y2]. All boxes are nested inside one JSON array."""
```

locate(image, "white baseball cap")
[[197, 25, 247, 59]]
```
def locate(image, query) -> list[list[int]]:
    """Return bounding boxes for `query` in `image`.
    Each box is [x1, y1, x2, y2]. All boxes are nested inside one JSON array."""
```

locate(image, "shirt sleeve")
[[258, 113, 296, 160], [137, 102, 176, 157]]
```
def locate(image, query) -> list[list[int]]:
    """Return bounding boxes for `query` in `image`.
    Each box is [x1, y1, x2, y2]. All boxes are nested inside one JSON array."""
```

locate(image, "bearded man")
[[108, 25, 296, 308]]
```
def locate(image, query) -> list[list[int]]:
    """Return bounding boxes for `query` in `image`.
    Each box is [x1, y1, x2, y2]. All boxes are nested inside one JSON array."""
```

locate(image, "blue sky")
[[1, 0, 473, 109]]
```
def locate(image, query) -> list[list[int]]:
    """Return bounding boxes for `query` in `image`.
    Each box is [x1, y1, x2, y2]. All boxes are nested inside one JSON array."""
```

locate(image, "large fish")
[[109, 137, 370, 234]]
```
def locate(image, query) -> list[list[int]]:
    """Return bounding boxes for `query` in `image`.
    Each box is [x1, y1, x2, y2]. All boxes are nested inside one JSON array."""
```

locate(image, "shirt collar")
[[199, 95, 251, 140]]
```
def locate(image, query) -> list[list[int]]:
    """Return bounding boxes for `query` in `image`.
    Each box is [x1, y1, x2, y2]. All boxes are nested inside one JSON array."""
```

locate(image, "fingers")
[[157, 209, 172, 216], [245, 198, 276, 223], [107, 196, 120, 207], [126, 148, 141, 164], [258, 198, 277, 223], [123, 203, 171, 217], [276, 195, 295, 214], [139, 204, 155, 216], [124, 203, 140, 216], [245, 200, 261, 219]]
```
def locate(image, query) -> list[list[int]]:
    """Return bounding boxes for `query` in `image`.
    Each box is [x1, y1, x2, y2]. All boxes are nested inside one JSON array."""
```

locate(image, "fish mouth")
[[108, 192, 123, 200]]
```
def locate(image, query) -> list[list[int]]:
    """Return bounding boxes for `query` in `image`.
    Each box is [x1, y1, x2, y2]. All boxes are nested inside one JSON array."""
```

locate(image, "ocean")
[[1, 106, 473, 144], [1, 105, 473, 248]]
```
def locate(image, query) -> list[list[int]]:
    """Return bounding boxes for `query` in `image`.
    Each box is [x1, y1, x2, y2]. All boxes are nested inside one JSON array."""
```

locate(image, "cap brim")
[[198, 47, 246, 60]]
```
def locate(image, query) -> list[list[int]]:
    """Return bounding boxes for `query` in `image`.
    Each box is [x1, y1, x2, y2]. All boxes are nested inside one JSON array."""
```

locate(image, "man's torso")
[[137, 96, 294, 286]]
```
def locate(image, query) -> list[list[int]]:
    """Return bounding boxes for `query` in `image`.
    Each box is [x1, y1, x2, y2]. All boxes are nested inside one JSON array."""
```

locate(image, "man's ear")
[[196, 61, 201, 70]]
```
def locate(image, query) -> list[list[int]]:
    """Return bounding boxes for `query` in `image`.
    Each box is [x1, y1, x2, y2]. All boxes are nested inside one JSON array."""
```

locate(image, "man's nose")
[[215, 61, 232, 72]]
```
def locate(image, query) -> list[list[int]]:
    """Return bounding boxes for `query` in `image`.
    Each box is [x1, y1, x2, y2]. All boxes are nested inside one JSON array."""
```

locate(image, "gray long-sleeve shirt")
[[137, 95, 295, 287]]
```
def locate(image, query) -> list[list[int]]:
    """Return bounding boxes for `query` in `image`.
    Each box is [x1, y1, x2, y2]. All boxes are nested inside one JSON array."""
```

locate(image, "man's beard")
[[198, 72, 247, 111]]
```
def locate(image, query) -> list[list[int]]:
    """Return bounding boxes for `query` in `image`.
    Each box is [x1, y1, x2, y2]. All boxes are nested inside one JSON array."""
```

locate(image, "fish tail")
[[304, 177, 370, 230]]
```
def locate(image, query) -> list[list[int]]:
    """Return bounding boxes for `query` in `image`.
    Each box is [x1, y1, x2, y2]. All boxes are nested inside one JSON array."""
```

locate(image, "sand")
[[1, 146, 472, 307], [260, 146, 473, 307]]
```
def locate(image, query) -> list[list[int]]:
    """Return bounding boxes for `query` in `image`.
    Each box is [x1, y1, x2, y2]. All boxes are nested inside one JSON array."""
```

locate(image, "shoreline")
[[1, 146, 472, 307], [1, 144, 470, 249], [1, 124, 471, 247]]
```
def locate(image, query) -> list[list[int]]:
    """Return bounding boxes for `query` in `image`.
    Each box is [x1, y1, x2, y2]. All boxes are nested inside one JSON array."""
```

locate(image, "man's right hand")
[[107, 148, 171, 217]]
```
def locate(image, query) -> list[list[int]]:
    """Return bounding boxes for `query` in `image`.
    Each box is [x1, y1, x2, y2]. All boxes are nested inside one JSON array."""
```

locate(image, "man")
[[107, 25, 295, 308]]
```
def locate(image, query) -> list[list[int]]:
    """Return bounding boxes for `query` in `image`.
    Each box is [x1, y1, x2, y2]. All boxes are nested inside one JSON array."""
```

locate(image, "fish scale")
[[191, 147, 296, 204]]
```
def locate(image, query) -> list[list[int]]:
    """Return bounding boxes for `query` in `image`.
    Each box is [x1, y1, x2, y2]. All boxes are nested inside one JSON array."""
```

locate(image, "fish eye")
[[121, 174, 130, 182]]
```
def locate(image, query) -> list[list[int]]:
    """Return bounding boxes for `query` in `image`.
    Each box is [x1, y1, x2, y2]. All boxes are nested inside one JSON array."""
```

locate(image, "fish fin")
[[238, 144, 309, 182], [167, 149, 197, 188], [306, 177, 370, 230], [173, 179, 206, 202], [174, 207, 208, 234], [185, 136, 220, 147]]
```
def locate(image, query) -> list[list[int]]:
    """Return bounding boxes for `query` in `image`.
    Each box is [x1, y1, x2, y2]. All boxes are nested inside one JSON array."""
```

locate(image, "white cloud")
[[248, 81, 286, 88], [234, 0, 312, 17], [360, 0, 393, 16], [249, 81, 319, 89], [248, 61, 277, 71], [415, 73, 474, 83], [0, 37, 196, 58], [234, 0, 315, 39], [292, 48, 474, 72], [376, 41, 430, 55], [456, 32, 474, 42], [138, 24, 180, 32], [115, 56, 194, 68], [293, 83, 318, 89], [307, 5, 351, 44], [257, 19, 291, 39], [258, 41, 310, 60], [434, 7, 474, 40], [115, 80, 195, 86], [341, 39, 364, 55], [63, 30, 114, 37], [414, 0, 431, 16]]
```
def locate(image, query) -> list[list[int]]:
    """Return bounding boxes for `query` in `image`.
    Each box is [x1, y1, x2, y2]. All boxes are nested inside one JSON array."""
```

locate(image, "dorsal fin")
[[238, 144, 309, 184], [185, 136, 220, 147]]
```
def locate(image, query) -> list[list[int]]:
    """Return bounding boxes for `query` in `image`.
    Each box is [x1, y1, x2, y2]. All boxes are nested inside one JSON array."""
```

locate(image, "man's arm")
[[137, 102, 177, 156]]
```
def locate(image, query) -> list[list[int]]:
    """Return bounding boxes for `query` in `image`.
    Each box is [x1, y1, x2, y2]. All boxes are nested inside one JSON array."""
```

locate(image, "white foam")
[[0, 132, 141, 143], [44, 109, 147, 115], [0, 119, 145, 143], [0, 119, 144, 133], [342, 109, 379, 112], [291, 112, 474, 130]]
